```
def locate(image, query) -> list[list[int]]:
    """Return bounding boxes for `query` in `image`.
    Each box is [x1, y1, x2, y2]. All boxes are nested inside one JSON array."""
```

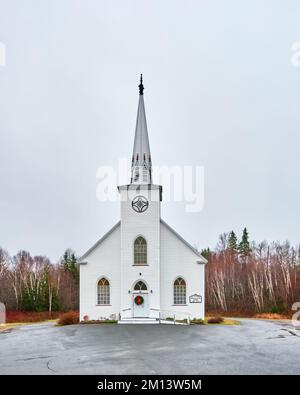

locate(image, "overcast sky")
[[0, 0, 300, 261]]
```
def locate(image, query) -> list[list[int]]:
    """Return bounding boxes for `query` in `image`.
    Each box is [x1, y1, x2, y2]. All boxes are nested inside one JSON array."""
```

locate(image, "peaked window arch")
[[134, 236, 147, 265], [134, 281, 148, 291], [97, 278, 110, 305], [173, 277, 186, 305]]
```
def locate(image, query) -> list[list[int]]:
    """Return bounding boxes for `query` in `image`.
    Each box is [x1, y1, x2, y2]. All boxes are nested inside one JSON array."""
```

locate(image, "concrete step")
[[118, 318, 159, 325]]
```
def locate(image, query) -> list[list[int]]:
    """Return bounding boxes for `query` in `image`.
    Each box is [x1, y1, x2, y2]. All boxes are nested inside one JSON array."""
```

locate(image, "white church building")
[[79, 76, 206, 323]]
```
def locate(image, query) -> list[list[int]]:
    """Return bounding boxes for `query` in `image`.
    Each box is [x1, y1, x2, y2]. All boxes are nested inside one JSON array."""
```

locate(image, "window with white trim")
[[134, 236, 147, 265], [97, 278, 110, 305], [173, 277, 186, 305]]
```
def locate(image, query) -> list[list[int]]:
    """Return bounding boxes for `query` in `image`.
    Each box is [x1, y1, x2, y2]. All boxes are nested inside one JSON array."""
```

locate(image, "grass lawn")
[[206, 310, 291, 320], [0, 320, 57, 333], [166, 316, 240, 325], [1, 311, 242, 330]]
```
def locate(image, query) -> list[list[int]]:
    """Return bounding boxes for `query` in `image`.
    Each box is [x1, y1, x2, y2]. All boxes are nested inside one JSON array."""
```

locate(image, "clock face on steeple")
[[132, 195, 149, 213]]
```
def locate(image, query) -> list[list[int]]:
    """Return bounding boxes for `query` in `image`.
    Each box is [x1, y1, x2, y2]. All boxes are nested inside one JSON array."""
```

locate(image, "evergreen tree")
[[62, 250, 70, 271], [201, 248, 211, 259], [70, 253, 76, 271], [21, 266, 60, 312], [61, 249, 79, 282], [238, 228, 251, 258], [228, 231, 238, 252], [70, 253, 79, 283]]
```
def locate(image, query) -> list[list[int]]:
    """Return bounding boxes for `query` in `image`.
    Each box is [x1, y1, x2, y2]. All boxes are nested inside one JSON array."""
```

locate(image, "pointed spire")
[[138, 74, 144, 95], [131, 75, 152, 184]]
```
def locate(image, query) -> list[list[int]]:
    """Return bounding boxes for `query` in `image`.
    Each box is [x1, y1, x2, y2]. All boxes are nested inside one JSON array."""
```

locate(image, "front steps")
[[118, 317, 159, 325]]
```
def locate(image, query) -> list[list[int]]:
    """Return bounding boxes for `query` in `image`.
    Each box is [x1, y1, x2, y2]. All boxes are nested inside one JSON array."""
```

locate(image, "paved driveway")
[[0, 319, 299, 374]]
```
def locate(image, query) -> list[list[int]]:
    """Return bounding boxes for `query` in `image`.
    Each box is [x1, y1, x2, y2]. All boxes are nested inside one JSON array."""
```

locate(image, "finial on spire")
[[138, 74, 144, 95]]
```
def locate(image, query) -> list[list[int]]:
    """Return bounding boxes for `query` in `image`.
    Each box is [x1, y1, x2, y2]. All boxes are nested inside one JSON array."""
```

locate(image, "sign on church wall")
[[189, 294, 202, 303]]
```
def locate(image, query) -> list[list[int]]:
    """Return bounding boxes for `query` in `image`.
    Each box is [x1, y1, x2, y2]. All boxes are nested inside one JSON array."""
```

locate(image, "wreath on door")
[[134, 295, 144, 305]]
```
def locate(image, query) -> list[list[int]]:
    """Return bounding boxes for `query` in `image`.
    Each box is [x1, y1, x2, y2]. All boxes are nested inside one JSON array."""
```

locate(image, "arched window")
[[134, 281, 147, 291], [174, 277, 186, 305], [134, 236, 147, 265], [97, 278, 110, 305]]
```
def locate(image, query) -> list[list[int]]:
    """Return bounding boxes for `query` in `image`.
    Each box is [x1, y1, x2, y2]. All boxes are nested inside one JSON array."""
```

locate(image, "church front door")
[[132, 292, 149, 318]]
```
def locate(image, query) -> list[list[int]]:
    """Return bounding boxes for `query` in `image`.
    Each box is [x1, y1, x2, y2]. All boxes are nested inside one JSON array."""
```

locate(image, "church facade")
[[79, 77, 206, 323]]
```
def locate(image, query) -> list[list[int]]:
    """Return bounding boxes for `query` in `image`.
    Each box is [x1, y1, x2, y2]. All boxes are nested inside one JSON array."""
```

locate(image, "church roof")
[[160, 219, 207, 263], [131, 75, 152, 184], [79, 221, 121, 262], [79, 219, 207, 264]]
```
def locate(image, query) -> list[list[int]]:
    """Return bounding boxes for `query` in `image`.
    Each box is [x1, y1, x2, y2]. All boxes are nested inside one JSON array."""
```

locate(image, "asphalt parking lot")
[[0, 318, 299, 374]]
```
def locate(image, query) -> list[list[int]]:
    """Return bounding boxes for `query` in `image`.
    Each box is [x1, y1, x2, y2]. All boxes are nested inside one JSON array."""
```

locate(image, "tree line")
[[0, 249, 79, 312], [1, 228, 299, 314], [204, 228, 300, 314]]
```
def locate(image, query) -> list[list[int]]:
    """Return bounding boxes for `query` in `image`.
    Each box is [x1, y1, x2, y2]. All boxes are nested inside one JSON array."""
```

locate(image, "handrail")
[[121, 307, 191, 325], [157, 309, 192, 316], [155, 309, 192, 325]]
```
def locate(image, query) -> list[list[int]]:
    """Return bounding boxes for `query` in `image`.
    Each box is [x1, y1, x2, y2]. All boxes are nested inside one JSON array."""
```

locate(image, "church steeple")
[[131, 74, 152, 184]]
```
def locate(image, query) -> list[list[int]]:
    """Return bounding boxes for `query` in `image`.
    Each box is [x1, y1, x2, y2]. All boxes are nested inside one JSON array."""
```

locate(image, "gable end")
[[79, 221, 121, 263], [160, 219, 207, 263]]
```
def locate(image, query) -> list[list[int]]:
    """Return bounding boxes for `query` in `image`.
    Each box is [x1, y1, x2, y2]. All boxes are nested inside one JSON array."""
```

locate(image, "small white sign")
[[189, 294, 202, 303]]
